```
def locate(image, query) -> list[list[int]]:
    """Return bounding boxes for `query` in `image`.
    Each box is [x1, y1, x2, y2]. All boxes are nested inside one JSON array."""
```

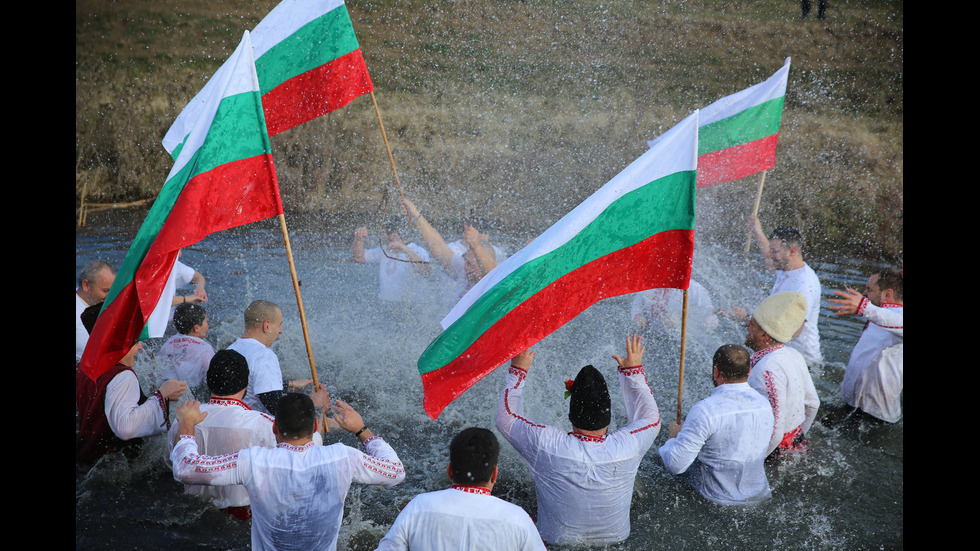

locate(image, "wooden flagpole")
[[370, 90, 409, 226], [744, 170, 768, 254], [676, 288, 690, 423], [277, 213, 329, 433]]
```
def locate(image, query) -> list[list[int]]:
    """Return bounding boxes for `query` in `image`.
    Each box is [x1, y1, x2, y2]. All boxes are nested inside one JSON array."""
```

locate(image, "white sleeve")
[[659, 403, 709, 475], [172, 260, 196, 288], [171, 435, 248, 487], [105, 370, 167, 440], [618, 366, 661, 446], [859, 299, 903, 337], [495, 365, 547, 465], [347, 437, 405, 487], [801, 371, 820, 437], [252, 350, 284, 395], [374, 501, 414, 551]]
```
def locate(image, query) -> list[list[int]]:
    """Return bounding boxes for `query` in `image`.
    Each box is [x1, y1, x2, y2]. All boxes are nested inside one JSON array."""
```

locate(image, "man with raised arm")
[[659, 344, 774, 505], [399, 197, 501, 298], [743, 292, 820, 457], [227, 300, 311, 415], [171, 392, 405, 551], [352, 218, 432, 302], [495, 335, 660, 545], [375, 427, 545, 551], [165, 350, 324, 520], [722, 218, 823, 365], [829, 267, 904, 423]]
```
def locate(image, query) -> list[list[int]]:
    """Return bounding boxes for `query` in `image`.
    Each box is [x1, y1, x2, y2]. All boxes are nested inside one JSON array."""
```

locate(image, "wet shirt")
[[748, 345, 820, 455], [659, 382, 773, 505], [158, 334, 215, 388], [772, 263, 823, 364], [375, 485, 545, 551], [171, 435, 405, 551], [228, 337, 283, 415], [363, 243, 432, 302], [496, 364, 660, 545], [841, 300, 903, 422]]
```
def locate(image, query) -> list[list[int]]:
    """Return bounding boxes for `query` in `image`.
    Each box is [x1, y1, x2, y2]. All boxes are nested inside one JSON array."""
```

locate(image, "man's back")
[[165, 398, 276, 509], [660, 383, 773, 505], [772, 264, 823, 364], [172, 436, 405, 551], [496, 364, 660, 544], [748, 345, 819, 454], [227, 337, 282, 414], [375, 486, 544, 551]]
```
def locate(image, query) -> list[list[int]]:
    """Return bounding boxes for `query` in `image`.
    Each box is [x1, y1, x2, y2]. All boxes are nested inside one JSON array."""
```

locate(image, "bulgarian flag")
[[417, 112, 699, 419], [79, 32, 283, 382], [163, 0, 373, 157], [693, 57, 790, 187]]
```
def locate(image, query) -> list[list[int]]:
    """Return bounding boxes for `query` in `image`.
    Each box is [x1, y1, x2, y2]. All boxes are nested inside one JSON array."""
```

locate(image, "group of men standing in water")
[[76, 209, 902, 549]]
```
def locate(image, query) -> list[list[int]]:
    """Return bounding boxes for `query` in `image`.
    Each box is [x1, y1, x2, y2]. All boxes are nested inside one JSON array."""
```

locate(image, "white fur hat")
[[752, 291, 807, 343]]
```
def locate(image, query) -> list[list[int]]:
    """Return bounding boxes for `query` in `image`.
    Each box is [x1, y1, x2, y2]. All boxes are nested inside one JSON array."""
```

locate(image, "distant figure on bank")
[[165, 350, 323, 520], [227, 300, 312, 415], [720, 218, 823, 365], [400, 197, 503, 298], [171, 392, 405, 550], [631, 279, 719, 339], [158, 302, 215, 391], [495, 335, 660, 545], [76, 305, 186, 464], [659, 344, 774, 505], [743, 292, 820, 456], [801, 0, 827, 19], [375, 427, 545, 551], [145, 250, 208, 337], [829, 268, 903, 423], [351, 219, 432, 302], [76, 259, 116, 363]]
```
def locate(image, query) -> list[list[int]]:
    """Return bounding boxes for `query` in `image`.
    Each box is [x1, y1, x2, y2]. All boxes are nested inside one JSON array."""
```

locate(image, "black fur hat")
[[568, 365, 611, 430]]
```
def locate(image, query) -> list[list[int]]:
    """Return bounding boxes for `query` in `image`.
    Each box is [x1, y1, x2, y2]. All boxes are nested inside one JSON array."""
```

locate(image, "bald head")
[[242, 300, 283, 346]]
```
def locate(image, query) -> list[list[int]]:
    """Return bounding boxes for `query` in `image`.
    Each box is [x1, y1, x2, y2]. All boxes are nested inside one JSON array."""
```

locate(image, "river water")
[[75, 211, 902, 550]]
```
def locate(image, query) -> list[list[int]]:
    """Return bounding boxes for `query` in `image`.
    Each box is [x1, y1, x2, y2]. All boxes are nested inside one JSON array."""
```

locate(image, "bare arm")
[[351, 227, 368, 263], [401, 197, 454, 273], [748, 215, 773, 270]]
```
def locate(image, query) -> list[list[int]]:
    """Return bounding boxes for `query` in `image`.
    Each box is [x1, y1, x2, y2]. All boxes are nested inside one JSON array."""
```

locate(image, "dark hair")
[[449, 427, 500, 485], [275, 393, 316, 438], [568, 365, 611, 430], [383, 218, 404, 237], [769, 227, 803, 250], [876, 268, 903, 300], [81, 302, 103, 334], [713, 344, 751, 381], [207, 350, 249, 396], [173, 303, 207, 334]]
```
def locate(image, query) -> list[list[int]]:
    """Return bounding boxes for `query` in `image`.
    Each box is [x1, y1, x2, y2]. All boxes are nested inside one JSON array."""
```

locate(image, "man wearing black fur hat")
[[165, 349, 324, 519], [496, 335, 660, 545]]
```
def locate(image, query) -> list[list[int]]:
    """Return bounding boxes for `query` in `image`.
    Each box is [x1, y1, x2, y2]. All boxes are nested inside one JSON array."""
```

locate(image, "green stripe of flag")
[[419, 170, 695, 374], [698, 96, 784, 156], [256, 4, 360, 94]]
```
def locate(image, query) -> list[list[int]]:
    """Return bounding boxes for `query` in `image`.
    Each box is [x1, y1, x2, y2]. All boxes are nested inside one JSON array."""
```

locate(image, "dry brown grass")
[[76, 0, 902, 261]]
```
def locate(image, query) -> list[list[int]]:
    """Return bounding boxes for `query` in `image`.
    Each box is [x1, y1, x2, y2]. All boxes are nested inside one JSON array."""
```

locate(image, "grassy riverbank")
[[76, 0, 902, 262]]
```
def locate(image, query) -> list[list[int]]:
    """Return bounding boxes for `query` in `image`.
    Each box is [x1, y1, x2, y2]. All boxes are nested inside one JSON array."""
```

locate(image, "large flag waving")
[[417, 112, 700, 419], [163, 0, 372, 158], [692, 57, 790, 187], [79, 31, 283, 381]]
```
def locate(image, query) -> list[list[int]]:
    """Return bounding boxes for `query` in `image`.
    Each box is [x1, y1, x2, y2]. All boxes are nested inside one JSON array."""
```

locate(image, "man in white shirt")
[[400, 197, 501, 299], [375, 427, 545, 551], [829, 268, 903, 423], [165, 349, 322, 519], [227, 300, 311, 415], [76, 260, 115, 363], [660, 344, 774, 505], [351, 219, 432, 302], [76, 305, 187, 464], [724, 219, 823, 365], [496, 335, 660, 545], [744, 292, 820, 456], [171, 392, 405, 551]]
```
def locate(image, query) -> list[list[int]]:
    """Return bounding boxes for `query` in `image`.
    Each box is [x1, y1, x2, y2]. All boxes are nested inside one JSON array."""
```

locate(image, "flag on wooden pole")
[[417, 112, 700, 419], [80, 31, 283, 381], [163, 0, 373, 158], [650, 58, 790, 188]]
